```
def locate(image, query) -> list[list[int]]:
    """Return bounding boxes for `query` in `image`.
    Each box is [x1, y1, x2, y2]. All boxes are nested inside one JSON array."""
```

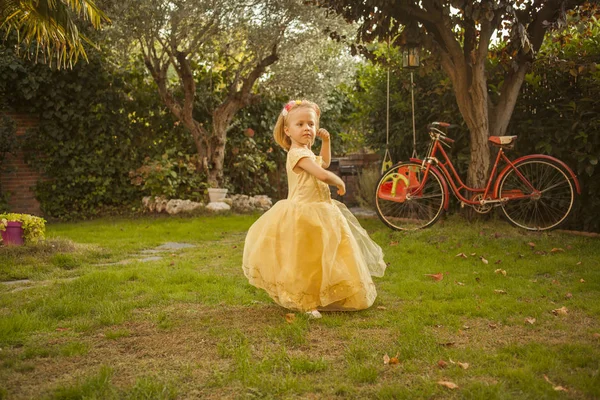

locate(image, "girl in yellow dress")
[[242, 100, 386, 318]]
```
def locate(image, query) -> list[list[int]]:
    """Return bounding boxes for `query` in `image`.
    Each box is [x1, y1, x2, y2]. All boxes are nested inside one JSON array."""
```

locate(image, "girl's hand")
[[317, 128, 330, 141], [337, 182, 346, 196]]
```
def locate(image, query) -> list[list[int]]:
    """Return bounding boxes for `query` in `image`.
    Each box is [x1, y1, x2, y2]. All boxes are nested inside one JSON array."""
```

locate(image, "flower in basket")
[[0, 213, 47, 244]]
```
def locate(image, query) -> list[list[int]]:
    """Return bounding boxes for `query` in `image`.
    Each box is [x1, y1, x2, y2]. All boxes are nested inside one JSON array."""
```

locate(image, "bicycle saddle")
[[489, 135, 517, 148]]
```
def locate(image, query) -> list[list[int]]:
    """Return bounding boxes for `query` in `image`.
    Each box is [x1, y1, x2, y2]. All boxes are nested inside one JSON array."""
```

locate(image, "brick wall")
[[0, 112, 42, 216]]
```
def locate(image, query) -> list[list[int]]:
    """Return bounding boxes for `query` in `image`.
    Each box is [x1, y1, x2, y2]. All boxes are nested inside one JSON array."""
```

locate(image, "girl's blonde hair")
[[273, 100, 321, 151]]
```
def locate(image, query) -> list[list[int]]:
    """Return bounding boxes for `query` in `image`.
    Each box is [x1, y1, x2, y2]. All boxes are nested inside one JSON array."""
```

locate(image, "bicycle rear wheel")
[[499, 158, 575, 231], [375, 162, 446, 231]]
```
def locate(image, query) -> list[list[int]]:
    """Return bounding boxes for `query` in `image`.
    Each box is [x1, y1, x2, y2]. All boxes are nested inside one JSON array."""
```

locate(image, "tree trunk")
[[445, 58, 491, 190], [208, 100, 242, 187]]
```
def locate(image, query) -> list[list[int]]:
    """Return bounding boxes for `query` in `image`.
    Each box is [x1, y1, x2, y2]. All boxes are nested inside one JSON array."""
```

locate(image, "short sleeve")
[[288, 148, 314, 170]]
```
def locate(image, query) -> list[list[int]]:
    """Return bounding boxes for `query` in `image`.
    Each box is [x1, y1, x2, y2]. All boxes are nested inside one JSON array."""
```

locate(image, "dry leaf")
[[470, 253, 477, 256], [481, 257, 489, 264], [437, 381, 459, 390], [457, 362, 469, 370], [565, 292, 573, 299], [525, 317, 536, 325], [455, 281, 465, 286], [551, 279, 561, 285], [527, 242, 536, 248], [425, 273, 444, 281], [494, 289, 507, 294], [544, 375, 568, 392], [56, 327, 70, 332], [576, 261, 582, 265], [285, 313, 296, 323], [389, 241, 399, 246], [552, 306, 568, 316], [383, 353, 399, 365], [456, 253, 467, 258], [550, 248, 564, 253], [377, 306, 387, 310], [495, 269, 507, 276], [494, 259, 502, 264], [437, 360, 448, 369], [489, 323, 498, 329], [592, 333, 600, 339], [580, 278, 585, 283]]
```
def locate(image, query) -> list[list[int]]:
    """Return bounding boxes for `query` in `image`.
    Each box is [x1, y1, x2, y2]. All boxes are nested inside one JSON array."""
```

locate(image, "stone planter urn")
[[1, 221, 25, 246], [207, 188, 228, 203]]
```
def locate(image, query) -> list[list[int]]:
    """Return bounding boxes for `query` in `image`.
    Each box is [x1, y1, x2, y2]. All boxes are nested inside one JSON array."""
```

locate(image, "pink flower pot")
[[1, 221, 24, 246]]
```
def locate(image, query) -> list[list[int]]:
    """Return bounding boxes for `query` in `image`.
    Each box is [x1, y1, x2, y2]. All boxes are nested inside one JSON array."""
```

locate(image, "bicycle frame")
[[408, 135, 581, 207]]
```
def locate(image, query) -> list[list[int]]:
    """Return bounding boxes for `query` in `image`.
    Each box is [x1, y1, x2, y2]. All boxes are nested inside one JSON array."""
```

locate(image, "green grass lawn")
[[0, 213, 599, 399]]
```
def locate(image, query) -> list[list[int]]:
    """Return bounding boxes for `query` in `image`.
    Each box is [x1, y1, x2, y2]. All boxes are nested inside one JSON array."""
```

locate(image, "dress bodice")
[[286, 148, 332, 203]]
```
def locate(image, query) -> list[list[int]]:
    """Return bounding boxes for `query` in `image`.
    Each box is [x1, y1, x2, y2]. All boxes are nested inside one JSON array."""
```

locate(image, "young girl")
[[242, 100, 386, 318]]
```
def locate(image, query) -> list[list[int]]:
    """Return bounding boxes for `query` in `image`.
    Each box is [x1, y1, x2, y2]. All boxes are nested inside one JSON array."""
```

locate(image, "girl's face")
[[285, 107, 317, 148]]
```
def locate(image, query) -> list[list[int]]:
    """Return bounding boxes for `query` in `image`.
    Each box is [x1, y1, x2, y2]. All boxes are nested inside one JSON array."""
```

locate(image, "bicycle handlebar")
[[428, 121, 459, 129]]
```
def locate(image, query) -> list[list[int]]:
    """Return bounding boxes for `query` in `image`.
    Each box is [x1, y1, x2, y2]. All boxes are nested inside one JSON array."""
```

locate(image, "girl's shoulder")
[[287, 147, 315, 169], [287, 147, 314, 158]]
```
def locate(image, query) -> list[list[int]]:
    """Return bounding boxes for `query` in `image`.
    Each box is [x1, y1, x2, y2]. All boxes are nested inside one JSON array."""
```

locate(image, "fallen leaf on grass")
[[437, 360, 448, 368], [527, 242, 536, 248], [552, 306, 568, 316], [456, 253, 467, 258], [525, 317, 536, 325], [383, 353, 400, 365], [565, 292, 573, 299], [438, 342, 456, 347], [592, 333, 600, 339], [543, 375, 569, 392], [576, 261, 582, 265], [580, 278, 585, 283], [377, 306, 387, 310], [437, 381, 459, 390], [481, 257, 488, 264], [389, 241, 399, 246], [494, 259, 502, 264], [285, 313, 296, 323], [495, 269, 507, 276], [425, 273, 444, 281], [470, 253, 477, 256], [494, 289, 507, 294], [457, 362, 470, 370], [455, 281, 465, 286], [489, 323, 498, 329], [56, 327, 70, 332], [550, 248, 564, 253]]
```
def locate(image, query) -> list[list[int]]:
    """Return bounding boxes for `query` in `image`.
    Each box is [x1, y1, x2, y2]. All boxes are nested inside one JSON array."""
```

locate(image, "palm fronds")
[[0, 0, 110, 68]]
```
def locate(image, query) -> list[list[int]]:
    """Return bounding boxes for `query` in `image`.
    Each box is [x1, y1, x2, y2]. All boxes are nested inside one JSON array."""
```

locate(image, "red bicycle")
[[375, 122, 581, 231]]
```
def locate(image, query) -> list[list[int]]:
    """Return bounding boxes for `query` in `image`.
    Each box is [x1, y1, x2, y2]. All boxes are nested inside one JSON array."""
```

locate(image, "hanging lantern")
[[400, 20, 421, 69], [402, 46, 420, 69]]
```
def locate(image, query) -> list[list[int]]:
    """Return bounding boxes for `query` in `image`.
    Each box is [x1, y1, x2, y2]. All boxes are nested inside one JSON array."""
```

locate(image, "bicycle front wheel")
[[375, 162, 446, 231], [499, 158, 575, 231]]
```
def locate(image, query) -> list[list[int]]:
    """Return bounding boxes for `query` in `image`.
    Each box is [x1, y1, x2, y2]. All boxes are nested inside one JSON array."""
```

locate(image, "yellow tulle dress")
[[242, 147, 386, 312]]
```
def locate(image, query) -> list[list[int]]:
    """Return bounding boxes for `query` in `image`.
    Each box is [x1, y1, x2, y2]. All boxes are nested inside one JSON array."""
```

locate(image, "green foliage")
[[224, 98, 288, 198], [0, 39, 190, 219], [129, 151, 207, 200], [0, 213, 46, 243], [0, 114, 17, 212], [0, 115, 16, 163], [504, 14, 600, 232]]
